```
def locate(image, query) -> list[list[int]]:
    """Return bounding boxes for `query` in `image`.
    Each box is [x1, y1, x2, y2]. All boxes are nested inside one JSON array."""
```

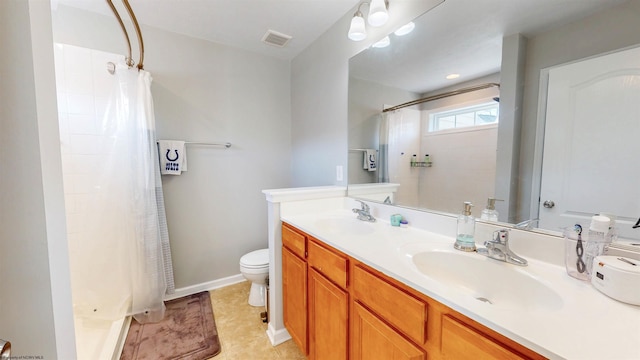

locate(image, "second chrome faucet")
[[352, 200, 376, 222], [477, 229, 528, 266]]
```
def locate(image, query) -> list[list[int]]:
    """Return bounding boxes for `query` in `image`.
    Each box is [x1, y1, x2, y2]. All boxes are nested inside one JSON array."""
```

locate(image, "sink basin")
[[412, 250, 563, 311], [314, 216, 375, 235]]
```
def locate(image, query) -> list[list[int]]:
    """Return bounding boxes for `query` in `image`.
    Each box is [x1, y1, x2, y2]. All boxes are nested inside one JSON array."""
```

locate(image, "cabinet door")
[[282, 247, 308, 354], [308, 268, 348, 360], [441, 315, 527, 360], [351, 302, 426, 360]]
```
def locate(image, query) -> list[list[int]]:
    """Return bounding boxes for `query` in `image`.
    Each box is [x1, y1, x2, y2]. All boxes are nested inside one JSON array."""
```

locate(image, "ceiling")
[[349, 0, 629, 94], [52, 0, 628, 70], [52, 0, 361, 60]]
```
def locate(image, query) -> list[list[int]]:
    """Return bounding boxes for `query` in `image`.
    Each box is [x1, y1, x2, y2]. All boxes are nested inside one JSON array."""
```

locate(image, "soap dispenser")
[[480, 197, 501, 221], [455, 201, 476, 251]]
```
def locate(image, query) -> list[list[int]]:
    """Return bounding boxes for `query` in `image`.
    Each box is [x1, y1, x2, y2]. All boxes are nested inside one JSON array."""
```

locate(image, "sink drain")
[[476, 297, 493, 304]]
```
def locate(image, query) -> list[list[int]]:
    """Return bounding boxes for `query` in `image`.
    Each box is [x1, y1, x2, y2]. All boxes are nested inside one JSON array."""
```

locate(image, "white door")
[[539, 46, 640, 241]]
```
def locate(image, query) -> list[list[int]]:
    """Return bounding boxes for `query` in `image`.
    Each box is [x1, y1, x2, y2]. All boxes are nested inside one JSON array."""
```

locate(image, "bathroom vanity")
[[269, 193, 640, 360], [283, 222, 542, 359]]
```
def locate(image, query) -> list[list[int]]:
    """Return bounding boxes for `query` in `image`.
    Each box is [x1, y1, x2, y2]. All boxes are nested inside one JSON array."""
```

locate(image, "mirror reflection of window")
[[430, 102, 499, 132]]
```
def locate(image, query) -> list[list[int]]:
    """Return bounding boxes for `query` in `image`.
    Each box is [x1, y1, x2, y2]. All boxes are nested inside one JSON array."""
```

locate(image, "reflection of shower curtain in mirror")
[[78, 63, 175, 324], [380, 108, 422, 208], [378, 112, 389, 183]]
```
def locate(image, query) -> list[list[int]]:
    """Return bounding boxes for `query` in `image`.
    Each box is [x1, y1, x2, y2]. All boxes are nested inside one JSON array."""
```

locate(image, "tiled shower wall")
[[53, 43, 121, 308], [418, 124, 498, 217]]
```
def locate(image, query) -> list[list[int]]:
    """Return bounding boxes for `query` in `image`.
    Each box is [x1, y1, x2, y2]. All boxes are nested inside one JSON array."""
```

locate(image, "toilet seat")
[[240, 249, 269, 268]]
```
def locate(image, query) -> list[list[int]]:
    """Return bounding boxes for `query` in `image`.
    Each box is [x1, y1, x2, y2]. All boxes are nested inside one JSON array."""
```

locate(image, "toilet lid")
[[240, 248, 269, 267]]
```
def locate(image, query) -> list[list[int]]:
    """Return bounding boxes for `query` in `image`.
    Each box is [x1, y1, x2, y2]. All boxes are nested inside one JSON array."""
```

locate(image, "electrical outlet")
[[336, 165, 343, 181]]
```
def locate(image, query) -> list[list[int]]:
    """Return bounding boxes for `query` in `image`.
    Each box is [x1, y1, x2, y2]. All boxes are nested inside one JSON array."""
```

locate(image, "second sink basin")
[[411, 250, 563, 312]]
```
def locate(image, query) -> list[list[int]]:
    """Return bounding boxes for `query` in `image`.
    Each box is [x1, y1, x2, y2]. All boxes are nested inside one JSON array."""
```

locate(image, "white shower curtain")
[[377, 110, 400, 183], [76, 63, 174, 324]]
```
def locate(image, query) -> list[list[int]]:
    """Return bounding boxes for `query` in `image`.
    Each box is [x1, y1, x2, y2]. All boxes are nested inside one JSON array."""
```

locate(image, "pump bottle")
[[480, 197, 502, 221], [454, 202, 476, 251]]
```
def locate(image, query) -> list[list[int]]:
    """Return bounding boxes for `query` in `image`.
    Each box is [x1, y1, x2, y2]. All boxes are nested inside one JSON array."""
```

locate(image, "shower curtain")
[[378, 110, 403, 183], [77, 63, 175, 324]]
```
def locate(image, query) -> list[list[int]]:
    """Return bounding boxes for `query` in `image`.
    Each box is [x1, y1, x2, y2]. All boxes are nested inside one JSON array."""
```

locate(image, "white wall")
[[52, 6, 292, 288], [518, 0, 640, 221], [291, 0, 445, 187], [0, 0, 76, 358], [347, 77, 419, 185]]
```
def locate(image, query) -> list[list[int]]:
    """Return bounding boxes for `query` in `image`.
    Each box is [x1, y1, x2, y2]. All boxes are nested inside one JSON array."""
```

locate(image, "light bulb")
[[348, 12, 367, 41], [372, 36, 390, 48], [394, 22, 415, 36], [368, 0, 389, 27]]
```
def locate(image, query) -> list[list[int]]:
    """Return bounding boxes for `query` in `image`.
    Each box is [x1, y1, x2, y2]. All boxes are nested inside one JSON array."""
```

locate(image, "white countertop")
[[281, 202, 640, 360]]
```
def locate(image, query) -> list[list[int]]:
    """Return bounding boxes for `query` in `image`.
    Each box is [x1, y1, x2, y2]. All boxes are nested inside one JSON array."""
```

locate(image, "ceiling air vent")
[[262, 30, 292, 48]]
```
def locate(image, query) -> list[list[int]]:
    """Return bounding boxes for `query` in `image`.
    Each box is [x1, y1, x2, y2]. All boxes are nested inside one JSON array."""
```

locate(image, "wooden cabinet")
[[352, 302, 426, 360], [307, 237, 349, 360], [282, 223, 349, 360], [281, 222, 544, 360], [282, 223, 308, 354], [308, 268, 348, 360], [282, 246, 307, 354], [352, 264, 427, 345], [441, 315, 528, 360]]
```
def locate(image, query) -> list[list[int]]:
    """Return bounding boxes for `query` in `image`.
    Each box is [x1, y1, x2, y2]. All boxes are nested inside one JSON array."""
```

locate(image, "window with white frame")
[[428, 101, 499, 132]]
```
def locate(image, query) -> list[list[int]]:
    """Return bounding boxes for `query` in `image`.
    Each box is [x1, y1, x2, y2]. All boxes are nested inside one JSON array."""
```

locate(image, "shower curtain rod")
[[156, 141, 233, 148], [106, 0, 145, 70], [382, 83, 500, 113]]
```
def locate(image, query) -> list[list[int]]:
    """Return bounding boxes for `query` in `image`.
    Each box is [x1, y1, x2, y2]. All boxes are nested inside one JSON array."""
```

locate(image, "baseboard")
[[266, 323, 291, 346], [164, 274, 246, 301]]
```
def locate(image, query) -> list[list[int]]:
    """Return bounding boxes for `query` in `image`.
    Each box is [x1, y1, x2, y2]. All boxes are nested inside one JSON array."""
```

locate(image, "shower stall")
[[54, 42, 174, 359]]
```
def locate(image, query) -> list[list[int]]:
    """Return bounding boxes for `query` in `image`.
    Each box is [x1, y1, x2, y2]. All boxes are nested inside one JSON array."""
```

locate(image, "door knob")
[[543, 200, 555, 208]]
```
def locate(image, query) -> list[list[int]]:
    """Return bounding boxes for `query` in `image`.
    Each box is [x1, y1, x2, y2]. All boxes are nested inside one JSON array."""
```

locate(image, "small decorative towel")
[[363, 149, 377, 172], [158, 140, 188, 175]]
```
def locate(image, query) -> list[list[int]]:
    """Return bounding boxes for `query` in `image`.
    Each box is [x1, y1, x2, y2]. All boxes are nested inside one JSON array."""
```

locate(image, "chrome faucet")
[[514, 218, 539, 230], [477, 229, 528, 266], [352, 200, 376, 222]]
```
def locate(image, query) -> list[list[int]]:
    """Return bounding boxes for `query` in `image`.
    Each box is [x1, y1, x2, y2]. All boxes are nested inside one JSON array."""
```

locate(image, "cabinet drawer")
[[282, 223, 306, 259], [307, 240, 348, 289], [441, 315, 527, 360], [352, 265, 427, 344]]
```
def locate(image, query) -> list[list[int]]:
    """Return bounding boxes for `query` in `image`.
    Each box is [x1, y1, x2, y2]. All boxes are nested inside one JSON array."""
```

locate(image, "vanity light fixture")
[[368, 0, 390, 27], [348, 10, 367, 41], [394, 21, 415, 36], [372, 36, 390, 48], [348, 0, 390, 41]]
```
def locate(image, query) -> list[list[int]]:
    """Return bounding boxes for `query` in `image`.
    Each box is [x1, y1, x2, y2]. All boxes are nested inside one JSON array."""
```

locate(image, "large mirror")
[[348, 0, 640, 241]]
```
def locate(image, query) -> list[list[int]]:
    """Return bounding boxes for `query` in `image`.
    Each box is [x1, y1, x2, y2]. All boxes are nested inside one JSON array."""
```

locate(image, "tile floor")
[[207, 281, 306, 360]]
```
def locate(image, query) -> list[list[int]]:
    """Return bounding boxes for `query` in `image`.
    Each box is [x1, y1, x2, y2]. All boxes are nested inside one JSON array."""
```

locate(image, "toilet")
[[239, 248, 269, 307]]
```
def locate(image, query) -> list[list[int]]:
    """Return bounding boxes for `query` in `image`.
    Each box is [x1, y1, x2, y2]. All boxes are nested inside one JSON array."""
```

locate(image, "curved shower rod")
[[106, 0, 145, 70], [382, 83, 500, 113]]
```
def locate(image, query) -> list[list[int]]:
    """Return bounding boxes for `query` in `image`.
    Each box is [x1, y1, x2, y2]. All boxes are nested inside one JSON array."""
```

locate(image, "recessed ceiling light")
[[372, 36, 390, 48], [394, 22, 415, 36], [446, 73, 460, 80]]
